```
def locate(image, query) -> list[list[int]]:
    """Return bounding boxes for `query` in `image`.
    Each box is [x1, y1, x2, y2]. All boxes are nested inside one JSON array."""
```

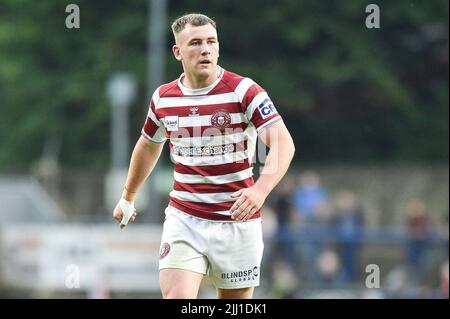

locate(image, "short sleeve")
[[141, 88, 167, 143], [238, 78, 283, 133]]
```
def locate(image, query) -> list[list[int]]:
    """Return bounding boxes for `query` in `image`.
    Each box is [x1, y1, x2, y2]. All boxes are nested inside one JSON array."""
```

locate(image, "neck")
[[182, 67, 218, 89]]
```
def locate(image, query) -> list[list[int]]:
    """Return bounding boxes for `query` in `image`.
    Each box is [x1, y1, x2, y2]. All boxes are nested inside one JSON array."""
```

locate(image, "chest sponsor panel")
[[171, 141, 246, 157]]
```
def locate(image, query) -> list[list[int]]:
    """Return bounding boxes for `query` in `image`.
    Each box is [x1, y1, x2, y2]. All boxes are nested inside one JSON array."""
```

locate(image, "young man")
[[113, 13, 295, 299]]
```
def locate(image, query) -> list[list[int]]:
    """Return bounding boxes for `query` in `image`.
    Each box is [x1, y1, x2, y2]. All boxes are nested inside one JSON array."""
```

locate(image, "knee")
[[217, 287, 254, 299], [162, 287, 197, 299]]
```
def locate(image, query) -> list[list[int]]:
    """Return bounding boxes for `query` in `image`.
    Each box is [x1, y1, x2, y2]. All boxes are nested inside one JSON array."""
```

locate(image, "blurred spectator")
[[293, 171, 330, 285], [437, 212, 449, 259], [314, 249, 345, 289], [273, 178, 297, 268], [438, 260, 449, 299], [383, 264, 418, 298], [332, 190, 365, 284], [269, 260, 299, 299], [404, 199, 432, 283], [293, 171, 329, 224]]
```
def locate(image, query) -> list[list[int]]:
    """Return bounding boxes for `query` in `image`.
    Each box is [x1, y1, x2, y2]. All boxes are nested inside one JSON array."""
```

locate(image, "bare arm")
[[230, 120, 295, 221], [114, 136, 165, 228], [253, 120, 296, 194], [122, 136, 165, 201]]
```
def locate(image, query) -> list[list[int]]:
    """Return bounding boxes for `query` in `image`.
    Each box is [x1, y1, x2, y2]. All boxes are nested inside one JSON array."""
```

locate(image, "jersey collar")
[[177, 65, 224, 96]]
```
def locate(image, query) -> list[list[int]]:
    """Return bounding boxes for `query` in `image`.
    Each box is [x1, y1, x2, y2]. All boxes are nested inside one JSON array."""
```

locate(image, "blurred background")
[[0, 0, 448, 299]]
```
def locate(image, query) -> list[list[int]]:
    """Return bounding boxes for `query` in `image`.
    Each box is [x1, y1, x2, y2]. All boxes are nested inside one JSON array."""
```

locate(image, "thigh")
[[159, 207, 209, 274], [217, 287, 254, 299], [160, 268, 204, 299]]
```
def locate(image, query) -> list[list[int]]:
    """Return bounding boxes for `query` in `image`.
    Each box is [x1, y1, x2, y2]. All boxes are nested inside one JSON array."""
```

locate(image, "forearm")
[[122, 136, 165, 201], [254, 127, 295, 196]]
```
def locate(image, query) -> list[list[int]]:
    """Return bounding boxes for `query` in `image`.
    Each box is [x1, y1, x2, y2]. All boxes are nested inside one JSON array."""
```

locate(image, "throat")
[[183, 69, 218, 89]]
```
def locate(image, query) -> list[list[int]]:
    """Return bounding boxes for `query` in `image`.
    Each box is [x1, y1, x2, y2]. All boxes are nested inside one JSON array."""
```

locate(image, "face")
[[173, 23, 219, 83]]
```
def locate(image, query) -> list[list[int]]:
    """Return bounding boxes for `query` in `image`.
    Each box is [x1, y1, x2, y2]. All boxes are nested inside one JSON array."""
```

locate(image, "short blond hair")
[[171, 13, 216, 35]]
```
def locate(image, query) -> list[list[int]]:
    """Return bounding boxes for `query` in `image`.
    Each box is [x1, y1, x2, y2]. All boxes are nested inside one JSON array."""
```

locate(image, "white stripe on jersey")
[[170, 190, 237, 204], [158, 92, 239, 108], [171, 150, 248, 166], [141, 128, 166, 143], [257, 116, 283, 133], [245, 91, 269, 120], [174, 167, 253, 184], [234, 78, 255, 102], [175, 113, 248, 128], [147, 88, 162, 125], [171, 132, 247, 147]]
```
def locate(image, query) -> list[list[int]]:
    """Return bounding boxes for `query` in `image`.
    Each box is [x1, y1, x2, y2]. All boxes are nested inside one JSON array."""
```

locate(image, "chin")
[[197, 69, 211, 79]]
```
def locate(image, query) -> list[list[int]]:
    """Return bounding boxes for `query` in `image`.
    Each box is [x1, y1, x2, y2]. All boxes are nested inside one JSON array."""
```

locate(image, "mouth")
[[199, 60, 212, 65]]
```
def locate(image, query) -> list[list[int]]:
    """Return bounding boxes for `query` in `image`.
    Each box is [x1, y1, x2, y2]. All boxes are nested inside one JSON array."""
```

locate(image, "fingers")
[[231, 190, 259, 221], [244, 207, 258, 221], [120, 209, 137, 229], [230, 195, 245, 212], [232, 202, 253, 221], [231, 189, 244, 198], [230, 190, 253, 221], [114, 204, 137, 230]]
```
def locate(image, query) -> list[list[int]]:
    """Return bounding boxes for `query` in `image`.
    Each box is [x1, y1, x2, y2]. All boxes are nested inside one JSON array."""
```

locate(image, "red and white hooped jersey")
[[142, 66, 282, 221]]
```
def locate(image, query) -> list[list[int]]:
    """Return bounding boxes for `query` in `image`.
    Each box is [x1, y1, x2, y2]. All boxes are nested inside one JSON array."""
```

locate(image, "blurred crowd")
[[260, 171, 449, 299]]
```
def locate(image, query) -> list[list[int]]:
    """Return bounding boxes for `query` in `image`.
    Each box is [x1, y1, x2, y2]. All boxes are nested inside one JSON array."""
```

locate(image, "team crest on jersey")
[[159, 242, 170, 259], [257, 98, 277, 119], [210, 111, 231, 130]]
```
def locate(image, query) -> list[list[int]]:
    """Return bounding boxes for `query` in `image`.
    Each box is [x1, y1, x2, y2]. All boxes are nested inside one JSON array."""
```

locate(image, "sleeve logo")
[[258, 98, 277, 119], [164, 116, 179, 131]]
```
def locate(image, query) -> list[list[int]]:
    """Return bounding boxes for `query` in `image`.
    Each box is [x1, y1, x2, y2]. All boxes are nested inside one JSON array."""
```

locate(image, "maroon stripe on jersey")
[[207, 81, 232, 95], [143, 116, 160, 137], [241, 84, 266, 113], [148, 99, 156, 114], [252, 113, 281, 130], [156, 103, 242, 118], [173, 177, 254, 193], [174, 160, 253, 176], [167, 123, 248, 139], [173, 159, 253, 176], [169, 198, 261, 221], [216, 70, 246, 92], [158, 80, 180, 97]]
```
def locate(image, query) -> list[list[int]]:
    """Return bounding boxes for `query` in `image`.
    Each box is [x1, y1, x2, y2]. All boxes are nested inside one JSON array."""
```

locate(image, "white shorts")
[[159, 206, 264, 289]]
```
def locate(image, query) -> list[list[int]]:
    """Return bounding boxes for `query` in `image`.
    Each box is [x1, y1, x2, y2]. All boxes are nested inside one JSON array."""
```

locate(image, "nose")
[[201, 42, 211, 55]]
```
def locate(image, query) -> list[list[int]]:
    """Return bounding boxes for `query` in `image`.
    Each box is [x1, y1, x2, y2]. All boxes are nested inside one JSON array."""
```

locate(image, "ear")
[[172, 45, 182, 61]]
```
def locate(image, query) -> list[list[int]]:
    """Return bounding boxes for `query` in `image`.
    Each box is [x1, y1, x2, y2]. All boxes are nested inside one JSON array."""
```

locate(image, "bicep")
[[258, 120, 291, 148], [137, 135, 166, 157]]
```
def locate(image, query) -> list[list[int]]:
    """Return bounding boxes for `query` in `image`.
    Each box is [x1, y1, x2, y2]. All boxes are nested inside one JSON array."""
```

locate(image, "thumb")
[[118, 199, 134, 229], [120, 214, 131, 229], [231, 189, 244, 198]]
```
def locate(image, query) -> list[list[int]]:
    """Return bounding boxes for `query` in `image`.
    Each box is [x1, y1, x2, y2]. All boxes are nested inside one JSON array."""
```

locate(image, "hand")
[[113, 198, 137, 229], [230, 186, 267, 221]]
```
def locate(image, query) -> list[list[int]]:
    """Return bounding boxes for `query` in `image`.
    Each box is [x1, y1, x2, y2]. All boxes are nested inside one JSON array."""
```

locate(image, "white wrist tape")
[[118, 198, 135, 227]]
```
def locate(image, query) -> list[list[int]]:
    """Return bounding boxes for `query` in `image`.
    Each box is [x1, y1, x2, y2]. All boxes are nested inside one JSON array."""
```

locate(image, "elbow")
[[290, 141, 296, 160], [288, 136, 296, 160]]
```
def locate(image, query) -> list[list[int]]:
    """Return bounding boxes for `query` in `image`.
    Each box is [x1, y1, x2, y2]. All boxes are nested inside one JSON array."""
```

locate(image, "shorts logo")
[[211, 111, 231, 130], [220, 266, 259, 283], [257, 98, 277, 119], [159, 242, 170, 259]]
